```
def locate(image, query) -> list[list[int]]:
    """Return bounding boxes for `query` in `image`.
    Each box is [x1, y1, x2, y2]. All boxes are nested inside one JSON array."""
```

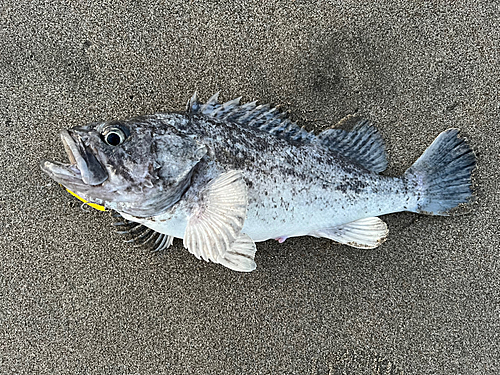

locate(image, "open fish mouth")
[[41, 130, 108, 186]]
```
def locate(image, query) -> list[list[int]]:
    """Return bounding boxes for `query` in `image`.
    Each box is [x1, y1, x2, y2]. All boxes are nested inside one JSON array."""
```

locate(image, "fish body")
[[118, 113, 408, 242], [41, 93, 476, 271]]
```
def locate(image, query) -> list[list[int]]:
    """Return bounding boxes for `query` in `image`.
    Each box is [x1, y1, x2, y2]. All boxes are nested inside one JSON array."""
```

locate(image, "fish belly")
[[242, 174, 414, 242], [128, 165, 415, 244]]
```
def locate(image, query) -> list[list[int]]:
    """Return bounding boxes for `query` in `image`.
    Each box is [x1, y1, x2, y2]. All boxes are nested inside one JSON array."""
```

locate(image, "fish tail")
[[404, 128, 476, 216]]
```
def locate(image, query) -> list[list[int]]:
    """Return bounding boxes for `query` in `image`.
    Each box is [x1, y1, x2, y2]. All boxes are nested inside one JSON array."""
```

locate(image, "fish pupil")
[[106, 132, 121, 146]]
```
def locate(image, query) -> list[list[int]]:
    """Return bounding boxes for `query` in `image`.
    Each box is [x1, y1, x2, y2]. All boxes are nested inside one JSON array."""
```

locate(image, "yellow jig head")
[[65, 188, 106, 211]]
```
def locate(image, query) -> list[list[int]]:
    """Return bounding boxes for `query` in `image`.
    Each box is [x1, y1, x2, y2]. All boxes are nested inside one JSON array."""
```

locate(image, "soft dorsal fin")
[[110, 211, 174, 252], [311, 217, 389, 249], [183, 169, 257, 272], [186, 93, 387, 172], [316, 120, 388, 173]]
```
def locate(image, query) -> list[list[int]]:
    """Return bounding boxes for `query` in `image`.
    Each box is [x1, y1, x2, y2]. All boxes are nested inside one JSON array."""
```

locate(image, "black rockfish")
[[41, 93, 476, 271]]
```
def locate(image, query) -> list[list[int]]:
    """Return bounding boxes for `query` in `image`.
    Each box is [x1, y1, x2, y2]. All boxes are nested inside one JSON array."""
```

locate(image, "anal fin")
[[311, 217, 389, 249]]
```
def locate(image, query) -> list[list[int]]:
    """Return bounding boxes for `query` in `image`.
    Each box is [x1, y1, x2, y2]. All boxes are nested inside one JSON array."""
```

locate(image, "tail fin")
[[404, 128, 476, 216]]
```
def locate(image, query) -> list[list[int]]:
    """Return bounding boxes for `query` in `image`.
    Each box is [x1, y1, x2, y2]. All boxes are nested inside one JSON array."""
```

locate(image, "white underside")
[[121, 188, 402, 245], [120, 169, 411, 249]]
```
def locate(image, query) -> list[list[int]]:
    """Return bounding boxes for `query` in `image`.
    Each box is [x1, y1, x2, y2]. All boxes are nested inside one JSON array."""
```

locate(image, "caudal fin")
[[404, 128, 476, 216]]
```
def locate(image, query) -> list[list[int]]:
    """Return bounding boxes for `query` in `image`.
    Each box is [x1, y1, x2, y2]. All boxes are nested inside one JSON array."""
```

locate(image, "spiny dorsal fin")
[[311, 217, 389, 249], [186, 92, 314, 143], [183, 170, 256, 272], [316, 120, 388, 173], [186, 91, 201, 113], [110, 211, 173, 252]]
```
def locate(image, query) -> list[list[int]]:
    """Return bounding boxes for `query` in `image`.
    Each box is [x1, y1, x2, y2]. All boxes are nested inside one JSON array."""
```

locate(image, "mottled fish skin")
[[41, 93, 476, 272], [121, 112, 413, 242]]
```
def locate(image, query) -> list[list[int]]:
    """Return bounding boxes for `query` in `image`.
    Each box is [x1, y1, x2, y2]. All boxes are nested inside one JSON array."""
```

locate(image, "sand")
[[1, 1, 499, 373]]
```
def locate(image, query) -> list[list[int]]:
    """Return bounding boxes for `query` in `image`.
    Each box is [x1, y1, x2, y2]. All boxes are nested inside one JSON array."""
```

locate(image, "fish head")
[[41, 114, 207, 217]]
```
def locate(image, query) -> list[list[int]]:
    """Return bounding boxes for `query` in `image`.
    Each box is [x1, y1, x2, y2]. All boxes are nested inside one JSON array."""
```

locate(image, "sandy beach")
[[1, 1, 499, 373]]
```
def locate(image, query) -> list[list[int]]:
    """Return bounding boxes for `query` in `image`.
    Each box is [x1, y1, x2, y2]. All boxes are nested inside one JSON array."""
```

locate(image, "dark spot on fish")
[[285, 153, 294, 164], [112, 163, 135, 184], [279, 167, 309, 182], [335, 178, 367, 194]]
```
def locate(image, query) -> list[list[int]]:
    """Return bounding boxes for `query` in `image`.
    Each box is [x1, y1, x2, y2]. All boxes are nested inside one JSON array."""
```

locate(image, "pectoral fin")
[[312, 217, 389, 249], [184, 170, 257, 271]]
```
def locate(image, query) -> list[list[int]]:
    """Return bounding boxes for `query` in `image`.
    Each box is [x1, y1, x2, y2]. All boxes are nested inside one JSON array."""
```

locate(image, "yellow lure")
[[66, 188, 106, 211]]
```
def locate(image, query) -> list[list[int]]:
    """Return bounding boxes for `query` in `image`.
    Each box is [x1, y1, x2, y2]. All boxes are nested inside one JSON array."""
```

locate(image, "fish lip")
[[60, 129, 88, 180], [41, 130, 108, 186], [40, 159, 84, 185]]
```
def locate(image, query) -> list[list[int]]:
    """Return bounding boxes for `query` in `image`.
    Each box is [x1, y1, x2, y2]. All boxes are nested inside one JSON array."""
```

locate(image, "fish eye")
[[102, 126, 127, 146]]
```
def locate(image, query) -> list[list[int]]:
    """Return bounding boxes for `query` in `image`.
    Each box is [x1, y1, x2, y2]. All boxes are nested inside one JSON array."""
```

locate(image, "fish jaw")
[[60, 129, 108, 186], [41, 129, 108, 188], [40, 159, 84, 187]]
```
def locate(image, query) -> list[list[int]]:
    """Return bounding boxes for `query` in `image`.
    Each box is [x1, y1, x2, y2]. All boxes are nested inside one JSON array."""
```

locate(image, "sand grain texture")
[[1, 1, 499, 374]]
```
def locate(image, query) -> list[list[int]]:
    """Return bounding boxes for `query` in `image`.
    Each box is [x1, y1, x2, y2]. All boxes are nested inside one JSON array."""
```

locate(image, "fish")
[[40, 92, 476, 272]]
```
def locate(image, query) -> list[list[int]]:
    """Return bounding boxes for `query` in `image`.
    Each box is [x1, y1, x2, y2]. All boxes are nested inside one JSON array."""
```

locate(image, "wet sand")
[[1, 1, 499, 373]]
